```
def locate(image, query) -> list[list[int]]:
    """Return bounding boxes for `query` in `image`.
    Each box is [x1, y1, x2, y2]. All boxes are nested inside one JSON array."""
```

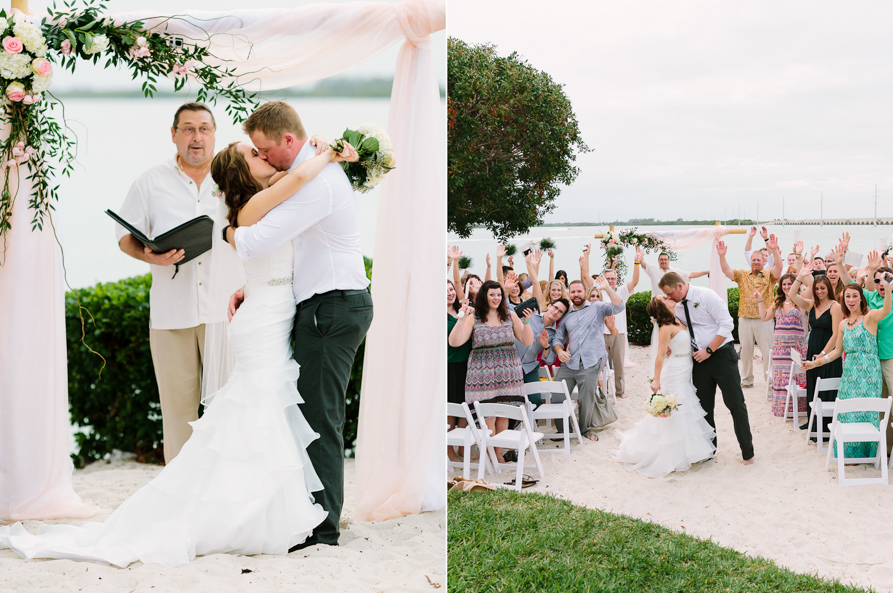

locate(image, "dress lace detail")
[[267, 274, 294, 286]]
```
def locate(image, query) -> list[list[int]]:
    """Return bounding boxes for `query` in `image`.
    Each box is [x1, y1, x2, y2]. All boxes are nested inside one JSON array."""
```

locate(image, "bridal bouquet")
[[331, 123, 396, 193], [646, 393, 680, 418]]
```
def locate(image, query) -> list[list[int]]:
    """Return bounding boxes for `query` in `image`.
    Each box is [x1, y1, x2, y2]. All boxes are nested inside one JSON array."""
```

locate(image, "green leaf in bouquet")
[[503, 244, 517, 256], [360, 137, 379, 153], [458, 255, 473, 270]]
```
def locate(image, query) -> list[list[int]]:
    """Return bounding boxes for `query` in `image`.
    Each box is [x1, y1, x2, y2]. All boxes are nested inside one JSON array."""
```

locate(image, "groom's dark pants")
[[692, 343, 754, 460], [292, 288, 373, 546]]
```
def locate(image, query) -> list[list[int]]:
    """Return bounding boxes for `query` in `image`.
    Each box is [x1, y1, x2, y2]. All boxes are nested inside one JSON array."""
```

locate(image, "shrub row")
[[66, 257, 372, 466]]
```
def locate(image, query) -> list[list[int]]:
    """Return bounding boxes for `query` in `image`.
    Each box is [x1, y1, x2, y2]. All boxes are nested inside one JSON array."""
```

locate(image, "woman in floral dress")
[[449, 279, 534, 461], [803, 279, 891, 459], [756, 273, 808, 417]]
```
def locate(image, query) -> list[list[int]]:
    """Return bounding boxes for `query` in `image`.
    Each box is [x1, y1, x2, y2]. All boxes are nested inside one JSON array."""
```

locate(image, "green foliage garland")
[[599, 227, 676, 280], [0, 0, 258, 262]]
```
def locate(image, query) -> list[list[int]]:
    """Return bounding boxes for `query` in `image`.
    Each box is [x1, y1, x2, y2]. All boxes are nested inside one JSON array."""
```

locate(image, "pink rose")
[[31, 58, 52, 77], [6, 82, 25, 102], [3, 36, 23, 55], [609, 239, 615, 244], [136, 36, 147, 47], [60, 39, 71, 55]]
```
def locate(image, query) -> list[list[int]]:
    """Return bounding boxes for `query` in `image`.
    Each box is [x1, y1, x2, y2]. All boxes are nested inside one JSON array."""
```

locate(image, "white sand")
[[474, 345, 893, 593], [0, 458, 445, 593]]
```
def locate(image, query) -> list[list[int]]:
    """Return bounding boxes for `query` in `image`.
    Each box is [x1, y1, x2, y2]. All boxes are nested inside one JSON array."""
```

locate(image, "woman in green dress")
[[803, 278, 892, 459]]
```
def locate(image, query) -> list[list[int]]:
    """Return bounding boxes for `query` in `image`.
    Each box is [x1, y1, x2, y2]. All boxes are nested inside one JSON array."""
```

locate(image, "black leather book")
[[106, 209, 214, 268]]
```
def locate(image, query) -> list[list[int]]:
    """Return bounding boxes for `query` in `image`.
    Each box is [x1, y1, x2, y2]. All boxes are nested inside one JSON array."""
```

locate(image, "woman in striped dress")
[[756, 273, 808, 417]]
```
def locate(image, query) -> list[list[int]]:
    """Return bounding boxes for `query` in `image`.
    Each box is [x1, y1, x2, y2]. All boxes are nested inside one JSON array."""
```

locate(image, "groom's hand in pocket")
[[228, 287, 245, 322]]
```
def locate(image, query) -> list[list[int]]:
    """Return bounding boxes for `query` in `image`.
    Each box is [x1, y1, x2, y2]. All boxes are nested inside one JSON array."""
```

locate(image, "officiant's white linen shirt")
[[644, 264, 691, 299], [672, 285, 734, 351], [233, 141, 369, 304], [114, 156, 218, 330]]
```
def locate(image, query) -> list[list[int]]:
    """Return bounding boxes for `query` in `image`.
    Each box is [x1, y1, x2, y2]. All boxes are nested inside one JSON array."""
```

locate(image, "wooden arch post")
[[11, 0, 27, 12]]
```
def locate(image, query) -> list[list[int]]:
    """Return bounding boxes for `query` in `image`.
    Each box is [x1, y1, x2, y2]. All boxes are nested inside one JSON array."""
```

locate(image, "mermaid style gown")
[[0, 243, 327, 567], [613, 331, 716, 478]]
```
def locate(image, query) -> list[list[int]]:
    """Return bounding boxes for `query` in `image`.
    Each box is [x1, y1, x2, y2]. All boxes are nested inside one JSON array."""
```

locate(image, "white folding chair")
[[447, 402, 493, 479], [783, 354, 808, 425], [538, 365, 554, 381], [522, 381, 583, 454], [601, 364, 616, 404], [824, 397, 891, 486], [806, 377, 840, 454], [473, 401, 545, 491]]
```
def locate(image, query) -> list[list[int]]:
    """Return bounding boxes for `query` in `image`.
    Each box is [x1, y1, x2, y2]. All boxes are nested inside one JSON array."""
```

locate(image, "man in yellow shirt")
[[717, 234, 783, 389]]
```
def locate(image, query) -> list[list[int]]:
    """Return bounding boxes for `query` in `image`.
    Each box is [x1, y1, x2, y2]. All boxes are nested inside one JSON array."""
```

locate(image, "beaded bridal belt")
[[267, 274, 294, 286]]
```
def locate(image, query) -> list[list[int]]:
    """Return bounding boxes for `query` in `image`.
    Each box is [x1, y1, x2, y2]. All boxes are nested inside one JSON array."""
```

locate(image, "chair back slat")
[[832, 397, 892, 416], [522, 381, 571, 397]]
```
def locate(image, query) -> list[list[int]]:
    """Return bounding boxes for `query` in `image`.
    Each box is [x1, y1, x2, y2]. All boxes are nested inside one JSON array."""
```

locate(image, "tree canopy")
[[448, 38, 590, 241]]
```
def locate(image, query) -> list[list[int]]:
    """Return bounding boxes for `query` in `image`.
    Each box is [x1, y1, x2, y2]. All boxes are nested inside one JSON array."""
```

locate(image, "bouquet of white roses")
[[331, 123, 395, 193], [646, 393, 680, 418]]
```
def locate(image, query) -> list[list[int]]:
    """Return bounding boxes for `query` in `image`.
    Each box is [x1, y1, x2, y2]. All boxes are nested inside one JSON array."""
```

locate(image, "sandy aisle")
[[475, 345, 893, 593], [0, 459, 445, 593]]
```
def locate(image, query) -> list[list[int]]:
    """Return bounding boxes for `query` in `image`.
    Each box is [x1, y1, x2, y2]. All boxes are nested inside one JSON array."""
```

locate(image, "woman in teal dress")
[[803, 279, 892, 459]]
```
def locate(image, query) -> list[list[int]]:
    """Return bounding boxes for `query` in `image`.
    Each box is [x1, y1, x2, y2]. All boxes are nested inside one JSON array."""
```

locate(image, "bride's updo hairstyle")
[[647, 297, 678, 328], [210, 142, 262, 227]]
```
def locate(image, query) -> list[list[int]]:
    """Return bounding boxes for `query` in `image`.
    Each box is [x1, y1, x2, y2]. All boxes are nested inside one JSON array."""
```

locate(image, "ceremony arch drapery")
[[648, 226, 730, 304], [0, 0, 445, 522]]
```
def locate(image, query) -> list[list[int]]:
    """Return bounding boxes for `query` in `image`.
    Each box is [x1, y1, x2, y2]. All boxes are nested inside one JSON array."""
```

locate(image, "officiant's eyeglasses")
[[176, 126, 215, 136]]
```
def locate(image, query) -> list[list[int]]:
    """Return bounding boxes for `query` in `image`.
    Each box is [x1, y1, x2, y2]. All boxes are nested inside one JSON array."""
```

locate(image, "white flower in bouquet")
[[84, 34, 109, 55], [0, 52, 33, 79], [331, 123, 396, 193], [646, 393, 679, 418], [30, 71, 52, 93], [13, 21, 46, 56]]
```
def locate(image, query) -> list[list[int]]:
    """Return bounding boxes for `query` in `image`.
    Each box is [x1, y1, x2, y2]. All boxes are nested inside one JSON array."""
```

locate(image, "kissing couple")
[[0, 101, 375, 566]]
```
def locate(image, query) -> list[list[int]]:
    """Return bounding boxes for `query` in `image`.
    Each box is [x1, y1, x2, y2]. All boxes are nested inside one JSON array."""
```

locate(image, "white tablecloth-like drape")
[[120, 0, 447, 520], [0, 144, 95, 521], [649, 226, 730, 304]]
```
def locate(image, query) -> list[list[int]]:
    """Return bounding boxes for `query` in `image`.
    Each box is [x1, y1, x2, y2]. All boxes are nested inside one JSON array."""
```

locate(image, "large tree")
[[448, 38, 589, 241]]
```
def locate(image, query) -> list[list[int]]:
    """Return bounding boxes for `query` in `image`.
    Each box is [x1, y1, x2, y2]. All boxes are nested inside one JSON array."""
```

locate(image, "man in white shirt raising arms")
[[115, 102, 222, 464]]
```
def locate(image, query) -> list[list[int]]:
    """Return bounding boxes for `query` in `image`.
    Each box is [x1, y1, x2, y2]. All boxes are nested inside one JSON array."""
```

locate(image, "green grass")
[[448, 489, 874, 593]]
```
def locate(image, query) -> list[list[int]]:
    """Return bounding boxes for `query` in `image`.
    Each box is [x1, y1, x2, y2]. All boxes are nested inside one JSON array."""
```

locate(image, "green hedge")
[[626, 287, 740, 346], [66, 257, 372, 466]]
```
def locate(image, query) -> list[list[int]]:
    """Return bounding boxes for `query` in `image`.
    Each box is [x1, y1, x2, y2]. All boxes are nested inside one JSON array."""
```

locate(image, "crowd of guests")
[[448, 227, 893, 469]]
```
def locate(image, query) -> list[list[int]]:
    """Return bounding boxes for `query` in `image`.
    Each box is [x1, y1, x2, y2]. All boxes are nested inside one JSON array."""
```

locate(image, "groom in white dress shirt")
[[659, 272, 754, 464], [227, 102, 373, 549]]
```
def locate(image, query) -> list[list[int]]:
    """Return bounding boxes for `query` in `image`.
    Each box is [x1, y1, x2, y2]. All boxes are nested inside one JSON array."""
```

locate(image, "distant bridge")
[[765, 218, 893, 226]]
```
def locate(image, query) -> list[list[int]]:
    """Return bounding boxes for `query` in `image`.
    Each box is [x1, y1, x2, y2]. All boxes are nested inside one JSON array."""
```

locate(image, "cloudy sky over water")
[[449, 0, 893, 224]]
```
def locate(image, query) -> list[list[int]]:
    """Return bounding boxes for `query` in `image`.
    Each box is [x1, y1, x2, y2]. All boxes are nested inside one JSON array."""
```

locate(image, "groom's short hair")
[[243, 101, 307, 142], [658, 272, 685, 289]]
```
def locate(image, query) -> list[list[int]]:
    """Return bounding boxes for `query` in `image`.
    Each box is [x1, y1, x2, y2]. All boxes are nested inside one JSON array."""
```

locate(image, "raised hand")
[[538, 329, 550, 349], [839, 232, 851, 252], [594, 275, 610, 290], [528, 250, 542, 268], [579, 256, 585, 269], [634, 249, 644, 264], [748, 226, 757, 238], [810, 244, 821, 259], [716, 240, 728, 257], [547, 248, 554, 258], [760, 226, 769, 241], [793, 240, 804, 255], [448, 245, 462, 261], [458, 302, 471, 319], [796, 260, 814, 280], [867, 249, 881, 270], [507, 255, 514, 267], [486, 252, 491, 267], [831, 244, 845, 265], [504, 270, 518, 291], [496, 244, 506, 259], [766, 234, 778, 251]]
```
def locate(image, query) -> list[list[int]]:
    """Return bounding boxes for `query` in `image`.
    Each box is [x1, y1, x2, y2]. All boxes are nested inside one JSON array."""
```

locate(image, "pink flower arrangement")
[[5, 81, 25, 102], [7, 141, 35, 166], [31, 58, 52, 77], [172, 60, 196, 75], [22, 93, 41, 105], [60, 39, 71, 55], [3, 36, 23, 55]]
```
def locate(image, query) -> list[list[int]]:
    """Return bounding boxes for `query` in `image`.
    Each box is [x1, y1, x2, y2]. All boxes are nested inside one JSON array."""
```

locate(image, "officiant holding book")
[[114, 102, 226, 464]]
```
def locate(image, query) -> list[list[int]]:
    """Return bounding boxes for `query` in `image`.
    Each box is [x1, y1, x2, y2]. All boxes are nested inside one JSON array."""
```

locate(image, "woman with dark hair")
[[447, 280, 471, 462], [0, 138, 359, 565], [612, 296, 715, 478], [790, 262, 844, 432], [803, 280, 892, 458], [554, 269, 569, 287], [756, 273, 808, 417], [449, 279, 534, 462]]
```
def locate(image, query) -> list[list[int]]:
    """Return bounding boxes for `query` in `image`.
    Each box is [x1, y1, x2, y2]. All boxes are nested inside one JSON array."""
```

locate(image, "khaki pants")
[[603, 333, 625, 396], [149, 325, 205, 463], [881, 359, 893, 455], [738, 317, 774, 387]]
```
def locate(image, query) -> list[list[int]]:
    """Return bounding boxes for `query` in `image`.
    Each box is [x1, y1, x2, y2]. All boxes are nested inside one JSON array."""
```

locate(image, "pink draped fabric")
[[648, 226, 730, 304], [0, 130, 95, 521], [0, 0, 444, 522]]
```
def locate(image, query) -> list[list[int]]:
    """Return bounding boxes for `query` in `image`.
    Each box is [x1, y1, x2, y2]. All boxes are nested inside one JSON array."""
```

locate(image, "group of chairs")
[[781, 351, 892, 486], [447, 371, 588, 490]]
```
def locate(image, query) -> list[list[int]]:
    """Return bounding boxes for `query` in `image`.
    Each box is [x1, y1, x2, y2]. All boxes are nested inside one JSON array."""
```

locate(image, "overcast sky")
[[448, 0, 893, 223], [23, 0, 444, 90]]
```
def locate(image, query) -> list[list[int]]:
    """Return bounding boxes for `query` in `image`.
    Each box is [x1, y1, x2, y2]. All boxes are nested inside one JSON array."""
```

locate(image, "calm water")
[[448, 224, 893, 294], [50, 96, 391, 289]]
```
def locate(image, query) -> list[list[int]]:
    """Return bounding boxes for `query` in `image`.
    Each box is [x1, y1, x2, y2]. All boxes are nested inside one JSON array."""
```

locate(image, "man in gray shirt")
[[552, 277, 624, 440]]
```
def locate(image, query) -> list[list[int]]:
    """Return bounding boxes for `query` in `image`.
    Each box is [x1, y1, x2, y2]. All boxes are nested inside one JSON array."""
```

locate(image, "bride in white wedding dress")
[[612, 296, 716, 478], [0, 140, 356, 567]]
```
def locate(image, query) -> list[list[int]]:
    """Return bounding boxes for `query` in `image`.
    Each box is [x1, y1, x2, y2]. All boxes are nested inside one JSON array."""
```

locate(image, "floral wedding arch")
[[0, 0, 444, 522]]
